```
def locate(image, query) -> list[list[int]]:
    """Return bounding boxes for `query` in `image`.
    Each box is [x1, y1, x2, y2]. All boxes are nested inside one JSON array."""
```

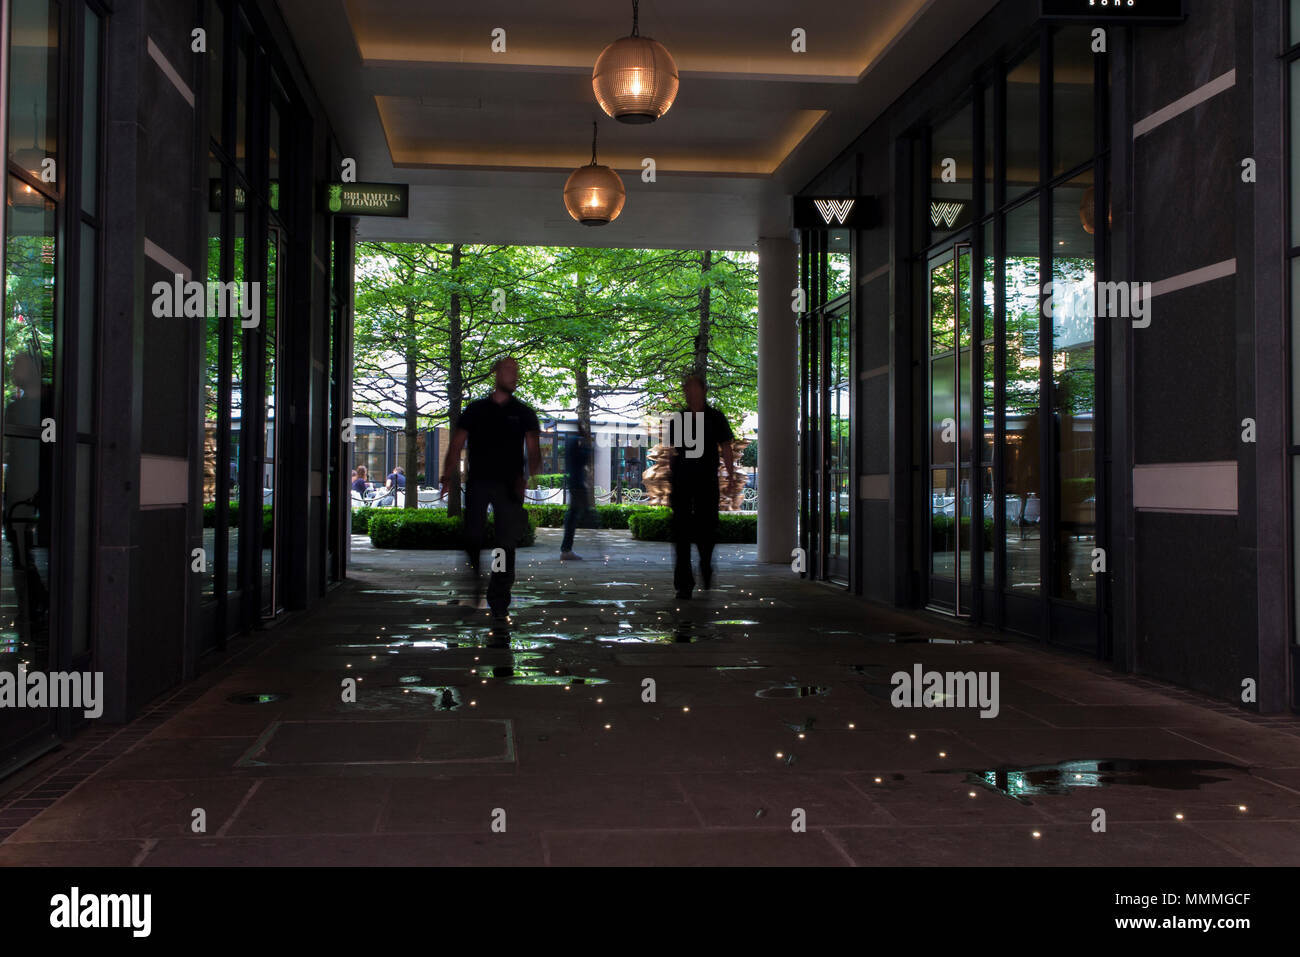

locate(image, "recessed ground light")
[[1032, 831, 1041, 839], [969, 791, 977, 798], [874, 777, 882, 783], [1238, 805, 1248, 812], [848, 723, 856, 729], [1175, 813, 1184, 820], [909, 733, 916, 740]]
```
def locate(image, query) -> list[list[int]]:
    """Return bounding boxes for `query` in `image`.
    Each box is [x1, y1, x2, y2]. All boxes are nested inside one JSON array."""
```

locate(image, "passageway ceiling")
[[279, 0, 998, 250]]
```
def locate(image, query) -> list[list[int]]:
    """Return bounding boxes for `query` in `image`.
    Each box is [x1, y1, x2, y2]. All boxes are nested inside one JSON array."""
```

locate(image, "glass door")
[[261, 225, 280, 617], [825, 299, 851, 583], [927, 241, 974, 616]]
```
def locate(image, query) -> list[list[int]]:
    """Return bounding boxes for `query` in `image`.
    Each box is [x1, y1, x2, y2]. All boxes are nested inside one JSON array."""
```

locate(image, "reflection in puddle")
[[889, 636, 1002, 644], [956, 759, 1245, 804], [756, 684, 831, 699]]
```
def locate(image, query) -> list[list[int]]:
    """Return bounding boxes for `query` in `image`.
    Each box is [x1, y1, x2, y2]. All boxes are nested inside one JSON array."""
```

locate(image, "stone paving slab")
[[3, 529, 1299, 866]]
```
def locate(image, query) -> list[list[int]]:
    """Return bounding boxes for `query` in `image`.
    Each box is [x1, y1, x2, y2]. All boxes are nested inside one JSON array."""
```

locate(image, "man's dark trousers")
[[464, 479, 526, 613], [561, 485, 589, 553], [670, 477, 718, 594]]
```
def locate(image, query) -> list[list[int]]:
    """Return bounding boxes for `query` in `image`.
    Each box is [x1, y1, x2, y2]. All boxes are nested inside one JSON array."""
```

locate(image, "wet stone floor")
[[3, 529, 1300, 866]]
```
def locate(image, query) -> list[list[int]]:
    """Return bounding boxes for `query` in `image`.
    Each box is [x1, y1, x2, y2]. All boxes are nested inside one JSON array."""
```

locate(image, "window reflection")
[[1003, 202, 1040, 593], [1052, 174, 1097, 604]]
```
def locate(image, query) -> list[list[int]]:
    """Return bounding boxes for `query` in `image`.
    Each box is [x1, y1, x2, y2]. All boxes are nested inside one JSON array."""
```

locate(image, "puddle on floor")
[[951, 759, 1246, 804], [345, 684, 466, 711], [756, 684, 831, 699], [227, 692, 289, 704], [889, 635, 1004, 645]]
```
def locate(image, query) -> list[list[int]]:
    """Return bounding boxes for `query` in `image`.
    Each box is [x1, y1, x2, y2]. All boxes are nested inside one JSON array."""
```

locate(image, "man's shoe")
[[560, 551, 584, 561], [675, 590, 691, 600]]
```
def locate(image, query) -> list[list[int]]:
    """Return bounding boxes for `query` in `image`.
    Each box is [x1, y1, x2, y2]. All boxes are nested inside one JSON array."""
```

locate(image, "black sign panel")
[[324, 183, 409, 217], [793, 196, 877, 230], [1040, 0, 1184, 22]]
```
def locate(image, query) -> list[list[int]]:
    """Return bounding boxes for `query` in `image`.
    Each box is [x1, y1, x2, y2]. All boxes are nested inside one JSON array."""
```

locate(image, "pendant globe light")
[[564, 121, 626, 226], [593, 0, 678, 124], [10, 102, 47, 208]]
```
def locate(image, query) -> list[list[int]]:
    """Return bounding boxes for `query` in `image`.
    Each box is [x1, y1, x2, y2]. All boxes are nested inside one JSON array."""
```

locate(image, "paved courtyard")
[[1, 529, 1298, 866]]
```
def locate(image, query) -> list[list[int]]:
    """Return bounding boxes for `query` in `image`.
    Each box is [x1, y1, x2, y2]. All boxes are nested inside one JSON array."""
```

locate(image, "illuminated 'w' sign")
[[814, 198, 855, 225]]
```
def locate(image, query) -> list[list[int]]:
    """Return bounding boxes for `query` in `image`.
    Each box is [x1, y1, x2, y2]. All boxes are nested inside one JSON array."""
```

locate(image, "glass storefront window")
[[80, 10, 99, 211], [930, 101, 974, 245], [826, 230, 850, 300], [7, 0, 59, 192], [1006, 49, 1040, 203], [1003, 201, 1040, 594], [2, 191, 56, 676], [1051, 173, 1097, 604], [207, 0, 225, 146], [1291, 61, 1300, 243], [1052, 26, 1096, 178]]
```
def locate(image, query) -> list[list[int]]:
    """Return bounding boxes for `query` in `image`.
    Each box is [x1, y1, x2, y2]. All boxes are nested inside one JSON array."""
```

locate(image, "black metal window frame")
[[1283, 1, 1300, 657], [202, 0, 305, 641], [0, 0, 107, 759], [908, 22, 1111, 651]]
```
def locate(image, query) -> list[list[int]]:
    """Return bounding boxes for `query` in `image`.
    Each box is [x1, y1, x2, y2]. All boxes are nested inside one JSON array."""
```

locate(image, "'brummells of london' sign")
[[324, 183, 409, 217]]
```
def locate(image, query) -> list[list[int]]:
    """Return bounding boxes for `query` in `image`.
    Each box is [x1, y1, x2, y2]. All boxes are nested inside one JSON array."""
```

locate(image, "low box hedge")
[[202, 501, 273, 545], [931, 515, 995, 550], [628, 507, 757, 544], [351, 506, 375, 535], [524, 502, 658, 530], [369, 508, 537, 550]]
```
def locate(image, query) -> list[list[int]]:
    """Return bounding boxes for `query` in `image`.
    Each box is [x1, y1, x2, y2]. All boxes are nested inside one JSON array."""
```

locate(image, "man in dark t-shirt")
[[440, 357, 541, 622], [668, 373, 736, 600]]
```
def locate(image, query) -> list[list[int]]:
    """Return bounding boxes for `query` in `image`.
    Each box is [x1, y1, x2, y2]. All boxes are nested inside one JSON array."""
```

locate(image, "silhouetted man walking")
[[560, 426, 592, 560], [440, 357, 541, 623], [669, 373, 736, 600]]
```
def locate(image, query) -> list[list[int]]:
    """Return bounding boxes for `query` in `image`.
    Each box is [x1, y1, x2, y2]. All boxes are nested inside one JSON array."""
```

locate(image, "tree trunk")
[[446, 243, 464, 517], [403, 302, 419, 509], [694, 249, 712, 382], [575, 355, 594, 508]]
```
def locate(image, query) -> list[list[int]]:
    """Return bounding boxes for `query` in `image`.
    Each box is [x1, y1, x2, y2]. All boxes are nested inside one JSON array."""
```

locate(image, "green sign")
[[209, 180, 278, 212], [325, 183, 409, 217]]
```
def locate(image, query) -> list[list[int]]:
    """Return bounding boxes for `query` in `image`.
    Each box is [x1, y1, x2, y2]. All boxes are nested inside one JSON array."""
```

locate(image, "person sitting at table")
[[352, 466, 370, 497]]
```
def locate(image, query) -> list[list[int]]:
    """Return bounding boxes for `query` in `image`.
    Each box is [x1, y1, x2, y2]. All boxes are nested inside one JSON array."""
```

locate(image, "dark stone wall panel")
[[1131, 278, 1238, 464], [1134, 512, 1254, 702]]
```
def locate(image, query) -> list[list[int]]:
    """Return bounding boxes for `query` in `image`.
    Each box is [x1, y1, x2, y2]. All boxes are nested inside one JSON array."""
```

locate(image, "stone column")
[[757, 236, 798, 563]]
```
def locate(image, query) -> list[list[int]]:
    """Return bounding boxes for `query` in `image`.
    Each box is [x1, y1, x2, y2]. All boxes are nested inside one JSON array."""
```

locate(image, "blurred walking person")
[[440, 357, 541, 624], [669, 373, 736, 600], [560, 426, 592, 560]]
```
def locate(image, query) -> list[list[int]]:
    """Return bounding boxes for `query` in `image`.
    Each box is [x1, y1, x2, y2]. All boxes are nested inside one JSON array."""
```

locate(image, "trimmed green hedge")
[[532, 473, 566, 489], [931, 515, 995, 551], [524, 502, 658, 530], [369, 509, 537, 549], [628, 507, 757, 544], [202, 501, 273, 545], [351, 506, 375, 535]]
